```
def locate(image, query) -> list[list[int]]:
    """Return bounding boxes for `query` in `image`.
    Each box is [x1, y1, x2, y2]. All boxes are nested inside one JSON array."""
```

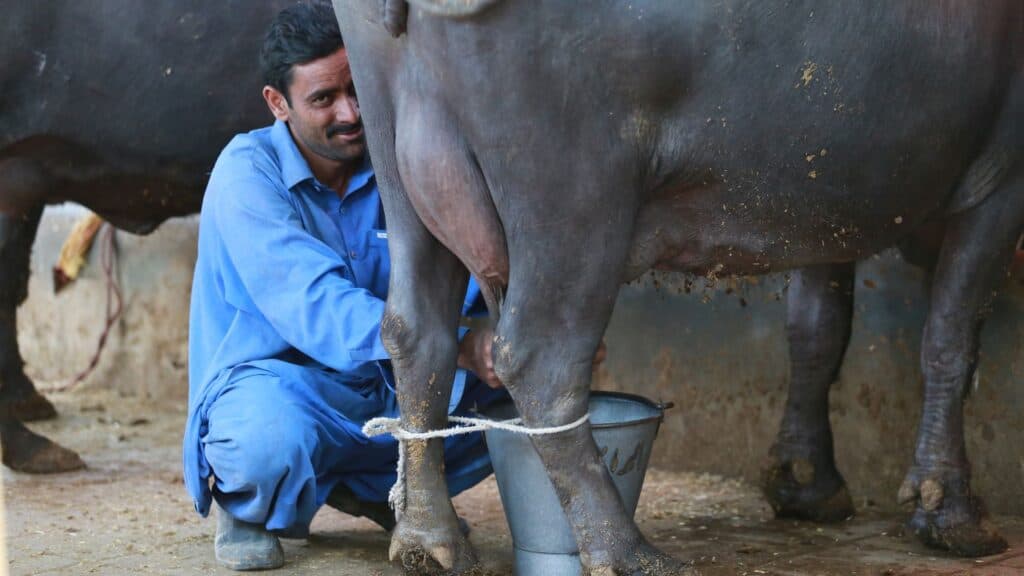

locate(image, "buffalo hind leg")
[[762, 262, 855, 522], [898, 167, 1023, 557], [380, 219, 477, 574], [494, 270, 691, 575], [0, 157, 84, 473], [0, 205, 57, 422]]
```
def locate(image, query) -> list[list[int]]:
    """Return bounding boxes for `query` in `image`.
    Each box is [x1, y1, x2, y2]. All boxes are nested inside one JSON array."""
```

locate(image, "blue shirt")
[[184, 119, 480, 515]]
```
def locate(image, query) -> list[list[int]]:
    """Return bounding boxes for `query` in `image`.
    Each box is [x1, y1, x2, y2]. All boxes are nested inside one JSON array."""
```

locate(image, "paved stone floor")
[[6, 390, 1022, 575]]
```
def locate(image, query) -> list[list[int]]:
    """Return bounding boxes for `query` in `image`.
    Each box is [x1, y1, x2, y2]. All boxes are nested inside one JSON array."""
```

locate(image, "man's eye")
[[312, 95, 330, 106]]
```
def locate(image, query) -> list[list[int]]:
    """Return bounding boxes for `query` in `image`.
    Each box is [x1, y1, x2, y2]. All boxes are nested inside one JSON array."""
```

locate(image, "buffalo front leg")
[[494, 271, 691, 575], [899, 167, 1024, 557], [762, 262, 855, 522], [380, 230, 477, 574]]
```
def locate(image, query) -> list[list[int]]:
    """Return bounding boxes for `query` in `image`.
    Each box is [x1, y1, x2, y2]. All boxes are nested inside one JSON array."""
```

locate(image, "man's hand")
[[457, 327, 608, 390], [457, 327, 502, 389]]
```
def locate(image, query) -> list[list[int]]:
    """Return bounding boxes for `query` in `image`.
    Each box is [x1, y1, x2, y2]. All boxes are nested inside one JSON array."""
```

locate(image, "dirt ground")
[[6, 389, 1023, 576]]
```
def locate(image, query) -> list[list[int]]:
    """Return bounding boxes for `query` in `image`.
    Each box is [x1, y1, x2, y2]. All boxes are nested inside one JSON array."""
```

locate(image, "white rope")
[[362, 412, 591, 516]]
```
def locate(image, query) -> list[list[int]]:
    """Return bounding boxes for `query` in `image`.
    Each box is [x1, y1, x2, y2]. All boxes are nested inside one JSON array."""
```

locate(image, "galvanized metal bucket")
[[482, 391, 668, 576]]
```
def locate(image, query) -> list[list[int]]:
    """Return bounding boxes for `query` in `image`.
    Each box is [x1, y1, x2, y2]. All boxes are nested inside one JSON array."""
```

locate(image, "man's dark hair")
[[260, 2, 344, 105]]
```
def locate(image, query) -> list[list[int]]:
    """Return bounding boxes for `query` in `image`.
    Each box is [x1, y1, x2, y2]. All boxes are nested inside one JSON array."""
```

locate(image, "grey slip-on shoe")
[[214, 503, 285, 571]]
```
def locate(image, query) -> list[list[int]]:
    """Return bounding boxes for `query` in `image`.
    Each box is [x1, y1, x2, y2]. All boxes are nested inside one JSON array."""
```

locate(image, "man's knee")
[[204, 401, 316, 493]]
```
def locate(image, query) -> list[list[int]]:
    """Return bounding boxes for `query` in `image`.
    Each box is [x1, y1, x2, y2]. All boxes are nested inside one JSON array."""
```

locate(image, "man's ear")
[[262, 85, 290, 122]]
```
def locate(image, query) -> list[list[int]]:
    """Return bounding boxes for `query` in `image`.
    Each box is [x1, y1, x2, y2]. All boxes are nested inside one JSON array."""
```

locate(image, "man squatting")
[[183, 3, 510, 569]]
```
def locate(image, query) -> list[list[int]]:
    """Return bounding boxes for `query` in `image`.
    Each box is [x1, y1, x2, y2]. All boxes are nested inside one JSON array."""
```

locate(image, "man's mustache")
[[326, 122, 363, 139]]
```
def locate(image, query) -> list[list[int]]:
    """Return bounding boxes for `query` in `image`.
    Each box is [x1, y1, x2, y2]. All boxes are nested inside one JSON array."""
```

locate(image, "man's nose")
[[336, 95, 359, 123]]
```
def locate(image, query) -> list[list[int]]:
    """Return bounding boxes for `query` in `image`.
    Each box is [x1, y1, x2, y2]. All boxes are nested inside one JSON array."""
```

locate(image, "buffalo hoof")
[[388, 514, 478, 575], [0, 373, 57, 421], [761, 454, 854, 523], [900, 472, 1007, 557], [0, 419, 85, 473], [585, 540, 695, 576]]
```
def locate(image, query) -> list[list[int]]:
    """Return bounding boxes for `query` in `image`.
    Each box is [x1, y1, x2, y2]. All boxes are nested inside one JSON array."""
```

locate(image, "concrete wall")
[[594, 256, 1024, 515], [19, 204, 1024, 513], [20, 204, 196, 402]]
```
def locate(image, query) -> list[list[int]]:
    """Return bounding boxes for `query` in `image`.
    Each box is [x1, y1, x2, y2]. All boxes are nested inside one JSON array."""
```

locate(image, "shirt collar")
[[270, 119, 375, 195], [344, 155, 375, 197], [271, 119, 315, 190]]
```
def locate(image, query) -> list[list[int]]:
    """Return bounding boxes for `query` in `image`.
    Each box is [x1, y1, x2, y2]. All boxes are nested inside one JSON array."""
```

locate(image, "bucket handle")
[[656, 400, 675, 411]]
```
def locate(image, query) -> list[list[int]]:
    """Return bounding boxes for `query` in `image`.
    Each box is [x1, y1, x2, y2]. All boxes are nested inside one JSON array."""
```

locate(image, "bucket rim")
[[481, 390, 667, 429]]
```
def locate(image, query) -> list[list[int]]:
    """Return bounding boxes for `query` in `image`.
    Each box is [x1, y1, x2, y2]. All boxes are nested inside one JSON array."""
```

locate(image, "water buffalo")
[[333, 0, 1022, 572], [0, 0, 291, 473]]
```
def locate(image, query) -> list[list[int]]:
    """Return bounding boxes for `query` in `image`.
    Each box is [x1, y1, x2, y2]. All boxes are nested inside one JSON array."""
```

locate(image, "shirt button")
[[350, 250, 357, 259], [339, 207, 346, 215]]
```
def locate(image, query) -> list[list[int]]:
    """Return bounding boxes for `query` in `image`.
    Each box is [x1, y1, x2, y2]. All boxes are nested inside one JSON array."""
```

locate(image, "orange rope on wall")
[[52, 211, 105, 293]]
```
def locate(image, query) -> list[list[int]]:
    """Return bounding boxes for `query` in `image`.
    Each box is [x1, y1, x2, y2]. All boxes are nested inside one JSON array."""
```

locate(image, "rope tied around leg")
[[362, 413, 591, 517]]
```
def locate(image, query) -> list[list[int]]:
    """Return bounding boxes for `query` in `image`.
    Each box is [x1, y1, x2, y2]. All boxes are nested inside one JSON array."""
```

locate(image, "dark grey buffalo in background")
[[334, 0, 1022, 572], [0, 0, 288, 473]]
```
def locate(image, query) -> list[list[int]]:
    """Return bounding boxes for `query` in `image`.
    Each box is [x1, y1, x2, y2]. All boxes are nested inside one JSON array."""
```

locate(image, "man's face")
[[265, 48, 366, 164]]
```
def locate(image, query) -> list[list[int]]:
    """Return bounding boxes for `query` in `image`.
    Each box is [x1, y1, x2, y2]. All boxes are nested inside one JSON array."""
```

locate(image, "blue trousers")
[[199, 361, 506, 537]]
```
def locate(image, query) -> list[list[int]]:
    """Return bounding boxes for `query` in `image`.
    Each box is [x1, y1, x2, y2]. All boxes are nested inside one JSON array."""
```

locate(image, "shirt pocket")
[[364, 228, 391, 297], [367, 228, 389, 248]]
